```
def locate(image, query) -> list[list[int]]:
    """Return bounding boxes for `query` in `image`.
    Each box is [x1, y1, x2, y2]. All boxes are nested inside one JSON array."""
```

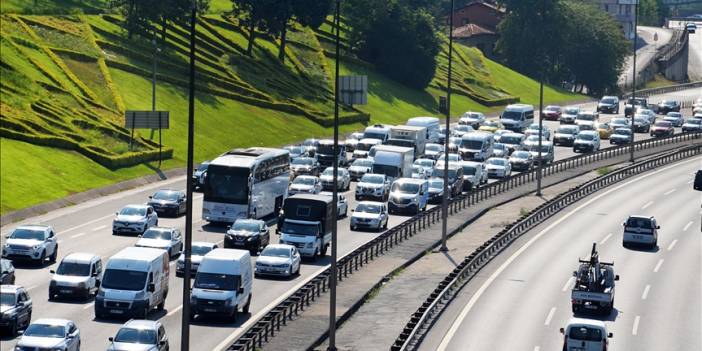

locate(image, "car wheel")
[[38, 250, 46, 266], [49, 246, 58, 263], [9, 319, 17, 337], [351, 225, 357, 231], [141, 306, 149, 319], [243, 294, 251, 314], [157, 299, 165, 311]]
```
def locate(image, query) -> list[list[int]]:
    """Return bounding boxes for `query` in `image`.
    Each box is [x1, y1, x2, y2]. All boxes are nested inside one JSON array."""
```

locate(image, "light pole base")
[[439, 245, 449, 252]]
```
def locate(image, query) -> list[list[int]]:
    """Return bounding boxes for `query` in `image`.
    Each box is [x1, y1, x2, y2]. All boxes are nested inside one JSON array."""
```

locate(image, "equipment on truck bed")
[[571, 243, 619, 315]]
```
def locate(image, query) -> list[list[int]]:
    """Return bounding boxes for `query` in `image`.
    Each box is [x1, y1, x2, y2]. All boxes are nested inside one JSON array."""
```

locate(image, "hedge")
[[80, 15, 126, 113], [51, 47, 99, 62]]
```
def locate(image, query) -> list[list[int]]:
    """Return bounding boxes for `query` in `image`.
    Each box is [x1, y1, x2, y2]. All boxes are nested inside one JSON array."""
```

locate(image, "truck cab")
[[388, 178, 429, 215], [363, 124, 391, 143], [316, 139, 347, 168], [571, 243, 619, 315], [371, 145, 415, 182], [560, 318, 612, 351], [279, 194, 333, 260]]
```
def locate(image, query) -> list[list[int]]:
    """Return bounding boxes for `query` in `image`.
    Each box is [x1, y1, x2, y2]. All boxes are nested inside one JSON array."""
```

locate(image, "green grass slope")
[[0, 10, 581, 213]]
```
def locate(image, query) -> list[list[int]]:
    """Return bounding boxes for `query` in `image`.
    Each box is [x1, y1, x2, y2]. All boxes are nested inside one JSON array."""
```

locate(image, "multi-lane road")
[[420, 157, 701, 351], [1, 88, 700, 350]]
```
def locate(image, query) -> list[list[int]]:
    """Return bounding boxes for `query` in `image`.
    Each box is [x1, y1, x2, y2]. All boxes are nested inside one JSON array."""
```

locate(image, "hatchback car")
[[609, 117, 630, 130], [573, 131, 601, 153], [320, 167, 351, 191], [663, 111, 684, 127], [656, 100, 680, 114], [288, 175, 322, 195], [610, 128, 633, 145], [553, 125, 580, 146], [224, 219, 270, 255], [16, 318, 80, 351], [112, 205, 158, 236], [290, 157, 319, 177], [682, 117, 702, 132], [147, 190, 186, 217], [451, 125, 474, 137], [414, 158, 436, 175], [2, 225, 58, 265], [108, 319, 168, 351], [597, 96, 619, 114], [1, 258, 15, 284], [431, 163, 465, 197], [135, 227, 183, 258], [49, 253, 102, 300], [424, 143, 444, 160], [176, 242, 217, 277], [524, 124, 551, 140], [348, 158, 374, 181], [650, 120, 675, 137], [622, 215, 659, 249], [509, 150, 534, 172], [350, 202, 389, 232], [255, 244, 301, 278], [192, 161, 209, 190], [478, 120, 502, 133], [492, 143, 509, 158], [632, 115, 651, 133], [499, 133, 526, 154], [0, 285, 32, 336], [560, 106, 580, 124], [458, 111, 486, 129], [411, 165, 428, 179], [427, 178, 445, 204], [459, 161, 487, 190], [542, 105, 562, 120], [596, 122, 613, 139], [560, 318, 612, 351], [485, 157, 512, 178]]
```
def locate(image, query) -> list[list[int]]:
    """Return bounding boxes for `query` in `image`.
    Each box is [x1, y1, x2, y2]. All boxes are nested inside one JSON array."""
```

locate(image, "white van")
[[363, 124, 392, 143], [458, 132, 494, 161], [190, 249, 252, 321], [560, 318, 612, 351], [49, 253, 102, 300], [407, 116, 441, 143], [95, 247, 169, 319], [500, 104, 534, 132]]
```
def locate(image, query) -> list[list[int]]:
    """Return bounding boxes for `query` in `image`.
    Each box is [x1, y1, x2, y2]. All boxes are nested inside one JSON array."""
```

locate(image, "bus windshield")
[[204, 165, 250, 204]]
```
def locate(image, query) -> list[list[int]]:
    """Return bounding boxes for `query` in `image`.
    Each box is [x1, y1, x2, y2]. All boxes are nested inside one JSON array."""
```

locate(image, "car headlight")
[[411, 197, 418, 203], [97, 289, 105, 298], [33, 245, 41, 250], [78, 282, 87, 289], [306, 242, 313, 248]]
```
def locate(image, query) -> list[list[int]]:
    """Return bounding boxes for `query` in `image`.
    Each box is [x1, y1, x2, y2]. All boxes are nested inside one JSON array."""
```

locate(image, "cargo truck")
[[278, 194, 333, 260], [371, 145, 414, 182]]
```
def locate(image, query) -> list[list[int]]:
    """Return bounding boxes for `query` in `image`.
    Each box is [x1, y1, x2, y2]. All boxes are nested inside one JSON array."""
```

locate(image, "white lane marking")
[[599, 233, 613, 245], [561, 277, 574, 292], [632, 316, 641, 335], [434, 158, 700, 351], [83, 303, 94, 310], [57, 240, 63, 244], [688, 179, 694, 184], [683, 221, 693, 232], [653, 259, 664, 273], [533, 347, 540, 351], [26, 284, 39, 291], [641, 285, 651, 300], [166, 305, 182, 317], [92, 225, 107, 232], [57, 213, 114, 235], [667, 239, 678, 251], [70, 232, 86, 239], [641, 201, 654, 210], [663, 188, 676, 195], [544, 307, 556, 326]]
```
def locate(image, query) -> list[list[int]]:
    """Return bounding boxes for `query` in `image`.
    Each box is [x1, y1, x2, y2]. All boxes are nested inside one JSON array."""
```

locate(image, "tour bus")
[[203, 148, 290, 223]]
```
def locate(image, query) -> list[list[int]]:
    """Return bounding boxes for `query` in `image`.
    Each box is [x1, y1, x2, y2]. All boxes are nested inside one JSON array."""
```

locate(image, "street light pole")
[[180, 3, 197, 351], [328, 1, 341, 349], [629, 1, 638, 163], [536, 0, 545, 197], [440, 0, 455, 253]]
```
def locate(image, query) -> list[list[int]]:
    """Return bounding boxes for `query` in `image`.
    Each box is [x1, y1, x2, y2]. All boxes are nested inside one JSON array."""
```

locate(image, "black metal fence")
[[621, 81, 702, 99], [226, 131, 700, 351], [391, 143, 702, 351]]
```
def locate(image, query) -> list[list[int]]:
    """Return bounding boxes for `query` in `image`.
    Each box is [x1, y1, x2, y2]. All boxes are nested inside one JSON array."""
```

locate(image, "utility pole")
[[440, 0, 455, 253], [152, 31, 162, 167], [328, 1, 341, 349], [180, 2, 197, 351], [629, 1, 638, 163], [536, 0, 545, 197]]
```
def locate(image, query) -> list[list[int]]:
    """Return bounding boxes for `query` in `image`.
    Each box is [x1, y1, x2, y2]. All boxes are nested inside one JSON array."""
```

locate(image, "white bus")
[[202, 148, 290, 223]]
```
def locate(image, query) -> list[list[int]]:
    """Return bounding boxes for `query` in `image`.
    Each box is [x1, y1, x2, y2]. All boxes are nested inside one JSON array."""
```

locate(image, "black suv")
[[431, 163, 464, 197], [624, 97, 648, 117], [0, 285, 32, 336], [656, 100, 680, 115]]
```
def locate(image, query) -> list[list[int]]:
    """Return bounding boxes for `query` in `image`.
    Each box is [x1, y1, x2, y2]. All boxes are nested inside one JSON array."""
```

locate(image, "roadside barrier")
[[621, 81, 702, 99]]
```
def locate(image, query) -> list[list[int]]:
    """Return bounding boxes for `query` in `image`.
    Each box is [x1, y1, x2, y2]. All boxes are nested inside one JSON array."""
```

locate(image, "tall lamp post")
[[629, 1, 639, 163], [328, 1, 341, 349], [180, 2, 197, 351], [440, 0, 455, 252], [536, 0, 546, 197]]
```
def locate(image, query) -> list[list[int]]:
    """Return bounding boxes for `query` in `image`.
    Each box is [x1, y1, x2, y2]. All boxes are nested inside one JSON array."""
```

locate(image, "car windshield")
[[142, 228, 172, 240], [557, 127, 578, 134], [494, 143, 506, 150], [577, 113, 596, 121], [512, 151, 530, 159], [10, 228, 45, 240], [292, 158, 314, 166], [114, 328, 157, 344], [634, 117, 647, 123], [364, 132, 386, 140], [412, 165, 423, 173], [361, 175, 385, 184], [614, 129, 632, 135], [626, 217, 653, 228], [688, 118, 702, 125], [564, 108, 579, 115], [415, 159, 434, 168], [601, 98, 616, 104], [577, 134, 595, 141], [391, 182, 420, 194], [356, 203, 381, 213], [232, 221, 260, 232], [302, 139, 318, 147], [487, 159, 506, 166], [454, 125, 472, 132], [501, 111, 523, 120], [101, 269, 147, 291], [196, 163, 209, 172], [426, 144, 442, 152], [528, 144, 552, 153], [484, 120, 500, 127], [191, 245, 213, 256], [461, 165, 477, 175], [432, 168, 458, 180], [120, 207, 146, 216], [152, 191, 179, 201], [666, 112, 681, 118], [194, 273, 239, 291], [545, 106, 560, 111], [655, 121, 672, 127], [661, 100, 676, 106], [24, 324, 65, 338], [293, 177, 316, 185], [568, 326, 603, 341], [429, 179, 443, 189], [261, 247, 291, 258], [352, 159, 373, 167], [611, 118, 628, 125], [56, 262, 91, 276], [501, 135, 522, 144], [281, 221, 319, 236], [0, 293, 15, 305]]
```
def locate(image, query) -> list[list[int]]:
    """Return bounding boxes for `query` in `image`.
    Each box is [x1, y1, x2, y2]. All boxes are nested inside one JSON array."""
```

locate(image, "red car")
[[542, 105, 562, 121], [650, 120, 674, 137]]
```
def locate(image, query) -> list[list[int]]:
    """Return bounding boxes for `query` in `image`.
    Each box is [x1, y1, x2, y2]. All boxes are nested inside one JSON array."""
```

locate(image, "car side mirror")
[[138, 234, 143, 238], [238, 287, 244, 295], [608, 332, 613, 338], [160, 340, 167, 346], [148, 283, 155, 292], [615, 275, 620, 281], [622, 222, 626, 226], [572, 271, 578, 277], [559, 328, 565, 334], [115, 212, 119, 216], [3, 234, 8, 239], [50, 270, 56, 274], [656, 225, 660, 229], [92, 272, 99, 277], [148, 196, 153, 199], [109, 337, 114, 342]]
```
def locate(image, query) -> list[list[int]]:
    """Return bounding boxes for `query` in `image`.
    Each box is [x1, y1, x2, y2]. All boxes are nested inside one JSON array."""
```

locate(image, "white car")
[[485, 157, 512, 178], [355, 173, 390, 201], [344, 132, 365, 152], [176, 242, 218, 276], [320, 191, 348, 218], [560, 317, 612, 351], [437, 153, 462, 163], [348, 158, 374, 181], [663, 111, 684, 127], [135, 227, 183, 258], [350, 202, 389, 232], [459, 161, 488, 189], [622, 215, 659, 249], [255, 244, 301, 278], [16, 318, 81, 351], [458, 111, 486, 129], [414, 158, 436, 174], [49, 253, 102, 300], [560, 106, 580, 124], [411, 165, 428, 179], [288, 175, 322, 195], [424, 143, 444, 160], [682, 117, 702, 132], [573, 131, 601, 153], [320, 167, 351, 191], [108, 319, 168, 351], [524, 123, 551, 140], [451, 124, 474, 137], [499, 132, 526, 154], [492, 143, 509, 158], [112, 205, 158, 235], [2, 225, 59, 265]]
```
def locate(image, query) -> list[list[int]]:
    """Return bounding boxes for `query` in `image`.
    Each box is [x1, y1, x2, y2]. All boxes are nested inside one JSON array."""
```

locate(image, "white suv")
[[2, 225, 58, 265], [622, 215, 659, 249]]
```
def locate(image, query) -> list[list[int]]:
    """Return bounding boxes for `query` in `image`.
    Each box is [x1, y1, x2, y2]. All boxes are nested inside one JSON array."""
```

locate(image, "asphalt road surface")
[[420, 157, 701, 351], [1, 87, 700, 351], [668, 20, 702, 81], [619, 26, 673, 88]]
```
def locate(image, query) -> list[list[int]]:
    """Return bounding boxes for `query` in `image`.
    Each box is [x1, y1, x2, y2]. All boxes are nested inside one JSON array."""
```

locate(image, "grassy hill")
[[0, 5, 581, 213]]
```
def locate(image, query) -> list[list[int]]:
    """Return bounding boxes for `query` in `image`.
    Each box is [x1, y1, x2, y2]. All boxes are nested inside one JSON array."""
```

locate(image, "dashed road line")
[[562, 277, 574, 292], [92, 225, 107, 232], [70, 232, 87, 239], [641, 201, 654, 210], [642, 285, 651, 300], [632, 316, 641, 335], [167, 305, 183, 317], [26, 284, 39, 291], [663, 188, 676, 195], [533, 347, 540, 351], [683, 221, 693, 232], [654, 259, 664, 273], [667, 239, 678, 251], [600, 233, 613, 245], [544, 307, 556, 326], [83, 303, 94, 310]]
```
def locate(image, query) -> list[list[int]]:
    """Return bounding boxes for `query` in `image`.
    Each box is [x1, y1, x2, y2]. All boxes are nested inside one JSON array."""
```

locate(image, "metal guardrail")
[[621, 81, 702, 99], [391, 143, 702, 351], [226, 131, 701, 351]]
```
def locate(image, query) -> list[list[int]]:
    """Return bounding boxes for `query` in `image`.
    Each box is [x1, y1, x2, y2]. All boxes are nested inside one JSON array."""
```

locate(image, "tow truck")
[[571, 243, 619, 315]]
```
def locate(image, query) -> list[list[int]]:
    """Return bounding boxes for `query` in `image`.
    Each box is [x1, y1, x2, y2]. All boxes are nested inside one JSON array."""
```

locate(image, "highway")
[[1, 87, 699, 350], [668, 20, 702, 81], [419, 157, 701, 351], [619, 26, 673, 88]]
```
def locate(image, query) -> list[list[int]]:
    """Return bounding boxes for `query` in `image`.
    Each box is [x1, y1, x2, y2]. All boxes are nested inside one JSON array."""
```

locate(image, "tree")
[[639, 0, 670, 27], [109, 0, 209, 39], [231, 0, 267, 56]]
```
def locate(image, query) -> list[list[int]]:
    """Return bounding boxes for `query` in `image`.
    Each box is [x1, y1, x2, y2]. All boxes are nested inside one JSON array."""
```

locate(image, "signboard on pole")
[[125, 110, 170, 129], [339, 76, 368, 105]]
